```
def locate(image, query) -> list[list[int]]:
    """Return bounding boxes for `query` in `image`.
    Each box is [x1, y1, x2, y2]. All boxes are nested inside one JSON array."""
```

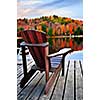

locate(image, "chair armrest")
[[17, 37, 23, 40], [47, 48, 73, 58], [20, 42, 49, 47]]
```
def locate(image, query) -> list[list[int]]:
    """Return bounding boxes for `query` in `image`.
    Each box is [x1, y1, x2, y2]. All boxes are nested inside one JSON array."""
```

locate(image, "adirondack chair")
[[19, 30, 73, 94]]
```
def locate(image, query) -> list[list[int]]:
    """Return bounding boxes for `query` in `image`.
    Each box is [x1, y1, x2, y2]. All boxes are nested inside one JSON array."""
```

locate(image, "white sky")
[[17, 0, 83, 19]]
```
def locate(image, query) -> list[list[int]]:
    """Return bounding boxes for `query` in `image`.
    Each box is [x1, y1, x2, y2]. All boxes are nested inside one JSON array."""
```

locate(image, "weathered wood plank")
[[44, 65, 62, 94], [39, 72, 60, 100], [17, 65, 22, 72], [17, 70, 29, 86], [17, 74, 24, 86], [17, 71, 39, 95], [17, 65, 23, 77], [17, 61, 35, 85], [17, 60, 33, 78], [51, 76, 65, 100], [61, 60, 70, 100], [63, 60, 70, 77], [79, 60, 83, 77], [74, 61, 76, 100], [26, 73, 46, 100], [76, 61, 83, 100], [64, 60, 74, 100], [17, 59, 83, 100]]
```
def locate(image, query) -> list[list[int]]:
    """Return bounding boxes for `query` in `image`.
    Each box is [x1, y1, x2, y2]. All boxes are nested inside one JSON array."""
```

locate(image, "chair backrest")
[[21, 30, 48, 70]]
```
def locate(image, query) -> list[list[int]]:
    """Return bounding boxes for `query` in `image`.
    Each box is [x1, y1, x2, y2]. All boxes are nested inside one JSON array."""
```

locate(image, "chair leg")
[[22, 46, 27, 77], [45, 57, 50, 82], [45, 70, 49, 82], [62, 54, 66, 76], [44, 65, 62, 94], [20, 46, 36, 88], [62, 56, 65, 76], [62, 49, 74, 76]]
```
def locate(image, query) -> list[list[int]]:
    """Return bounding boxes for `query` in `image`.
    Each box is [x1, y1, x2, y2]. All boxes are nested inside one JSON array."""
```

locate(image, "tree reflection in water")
[[48, 37, 83, 54]]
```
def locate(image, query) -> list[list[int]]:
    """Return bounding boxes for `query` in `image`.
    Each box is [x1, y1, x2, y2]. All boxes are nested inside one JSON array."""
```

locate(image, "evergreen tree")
[[47, 27, 53, 36], [41, 24, 47, 32]]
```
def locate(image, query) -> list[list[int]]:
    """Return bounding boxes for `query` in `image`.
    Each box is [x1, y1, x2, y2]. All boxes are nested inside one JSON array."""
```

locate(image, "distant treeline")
[[17, 15, 83, 36]]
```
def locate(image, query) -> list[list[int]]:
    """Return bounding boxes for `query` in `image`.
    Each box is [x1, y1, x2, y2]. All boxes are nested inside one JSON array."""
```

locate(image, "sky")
[[17, 0, 83, 19]]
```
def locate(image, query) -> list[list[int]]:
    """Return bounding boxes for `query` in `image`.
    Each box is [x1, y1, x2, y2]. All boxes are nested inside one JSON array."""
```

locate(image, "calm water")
[[65, 50, 83, 60], [48, 37, 83, 54]]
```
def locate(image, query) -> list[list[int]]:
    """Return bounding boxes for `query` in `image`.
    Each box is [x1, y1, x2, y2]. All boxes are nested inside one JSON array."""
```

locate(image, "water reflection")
[[48, 37, 83, 54], [17, 35, 83, 54]]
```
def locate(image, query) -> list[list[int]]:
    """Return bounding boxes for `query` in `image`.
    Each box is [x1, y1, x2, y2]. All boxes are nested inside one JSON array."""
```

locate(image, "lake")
[[65, 50, 83, 60]]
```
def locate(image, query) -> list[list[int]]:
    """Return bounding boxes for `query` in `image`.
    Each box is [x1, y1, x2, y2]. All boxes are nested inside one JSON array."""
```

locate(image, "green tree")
[[41, 24, 47, 32], [74, 37, 83, 45], [19, 27, 24, 31], [47, 27, 53, 36], [53, 15, 58, 19], [74, 27, 83, 35], [48, 38, 53, 47], [17, 27, 24, 32]]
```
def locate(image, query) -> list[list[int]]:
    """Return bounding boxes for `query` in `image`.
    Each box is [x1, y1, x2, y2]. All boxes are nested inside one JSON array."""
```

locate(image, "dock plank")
[[17, 61, 35, 85], [17, 72, 42, 97], [79, 60, 83, 77], [39, 72, 60, 100], [76, 61, 83, 100], [51, 76, 65, 100], [64, 60, 74, 100], [17, 60, 33, 78], [17, 71, 43, 99], [26, 73, 46, 100], [17, 59, 83, 100]]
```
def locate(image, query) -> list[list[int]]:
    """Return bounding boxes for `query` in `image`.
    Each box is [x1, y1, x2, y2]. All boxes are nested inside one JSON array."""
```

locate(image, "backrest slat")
[[21, 30, 48, 69]]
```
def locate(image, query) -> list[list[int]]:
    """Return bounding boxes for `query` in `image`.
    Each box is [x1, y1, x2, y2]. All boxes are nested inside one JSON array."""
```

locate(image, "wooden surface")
[[17, 57, 83, 100]]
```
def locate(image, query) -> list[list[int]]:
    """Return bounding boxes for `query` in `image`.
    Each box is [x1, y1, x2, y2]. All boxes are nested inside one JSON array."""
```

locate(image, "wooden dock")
[[17, 58, 83, 100]]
